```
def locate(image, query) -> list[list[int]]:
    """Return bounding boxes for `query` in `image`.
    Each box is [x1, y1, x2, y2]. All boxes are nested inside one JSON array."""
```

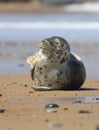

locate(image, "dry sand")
[[0, 75, 99, 130]]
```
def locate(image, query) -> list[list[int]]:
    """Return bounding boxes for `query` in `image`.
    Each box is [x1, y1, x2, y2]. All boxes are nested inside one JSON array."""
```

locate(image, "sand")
[[0, 75, 99, 130], [0, 2, 99, 130], [0, 2, 62, 14]]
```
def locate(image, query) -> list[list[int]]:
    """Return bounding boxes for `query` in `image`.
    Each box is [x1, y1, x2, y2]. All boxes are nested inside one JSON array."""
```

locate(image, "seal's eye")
[[42, 40, 47, 44]]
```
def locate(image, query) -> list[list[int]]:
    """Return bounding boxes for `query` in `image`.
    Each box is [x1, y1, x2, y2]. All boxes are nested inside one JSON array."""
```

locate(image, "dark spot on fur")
[[66, 70, 68, 75], [61, 42, 64, 47], [57, 55, 61, 59], [39, 71, 42, 74], [44, 65, 47, 69], [48, 84, 52, 86], [60, 58, 66, 64], [39, 84, 43, 86], [65, 56, 68, 61], [56, 81, 60, 84], [37, 67, 43, 73], [56, 73, 59, 77], [37, 67, 42, 71], [57, 71, 63, 77], [62, 84, 65, 87], [60, 71, 63, 75], [37, 80, 42, 86], [48, 55, 53, 59], [56, 51, 59, 54], [44, 75, 48, 78], [65, 52, 67, 56], [60, 52, 63, 55], [66, 70, 70, 80], [67, 76, 70, 80], [51, 60, 54, 63]]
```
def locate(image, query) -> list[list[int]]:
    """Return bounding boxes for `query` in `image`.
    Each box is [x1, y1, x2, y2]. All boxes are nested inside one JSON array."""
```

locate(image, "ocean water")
[[0, 12, 99, 79]]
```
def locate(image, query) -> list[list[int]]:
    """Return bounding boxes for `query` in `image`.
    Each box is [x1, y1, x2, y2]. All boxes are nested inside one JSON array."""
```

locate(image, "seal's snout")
[[41, 40, 47, 44], [38, 42, 43, 48], [38, 40, 47, 48], [39, 40, 52, 51]]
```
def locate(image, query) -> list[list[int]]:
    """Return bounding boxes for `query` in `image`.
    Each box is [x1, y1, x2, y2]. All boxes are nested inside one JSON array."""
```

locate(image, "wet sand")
[[0, 2, 62, 14], [0, 75, 99, 130]]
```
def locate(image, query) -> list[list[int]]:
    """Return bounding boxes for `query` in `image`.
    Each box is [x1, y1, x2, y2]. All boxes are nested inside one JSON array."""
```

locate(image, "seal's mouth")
[[38, 42, 48, 50], [39, 43, 45, 49]]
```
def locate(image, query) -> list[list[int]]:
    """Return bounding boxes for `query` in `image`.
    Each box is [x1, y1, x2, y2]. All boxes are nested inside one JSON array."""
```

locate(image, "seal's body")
[[26, 36, 86, 90]]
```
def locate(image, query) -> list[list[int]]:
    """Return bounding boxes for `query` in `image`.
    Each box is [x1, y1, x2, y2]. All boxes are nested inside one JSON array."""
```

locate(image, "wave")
[[64, 2, 99, 13], [0, 22, 99, 29]]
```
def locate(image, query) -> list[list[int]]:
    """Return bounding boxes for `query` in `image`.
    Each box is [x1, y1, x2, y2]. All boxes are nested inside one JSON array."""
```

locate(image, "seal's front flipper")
[[26, 56, 34, 64], [32, 86, 52, 91]]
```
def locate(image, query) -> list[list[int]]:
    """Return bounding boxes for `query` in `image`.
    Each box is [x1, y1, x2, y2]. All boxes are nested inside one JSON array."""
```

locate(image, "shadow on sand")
[[79, 88, 99, 91]]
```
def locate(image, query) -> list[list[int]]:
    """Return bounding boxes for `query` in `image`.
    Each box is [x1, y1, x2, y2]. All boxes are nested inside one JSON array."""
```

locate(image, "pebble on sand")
[[0, 93, 2, 97], [49, 122, 63, 128], [45, 103, 59, 108], [64, 108, 68, 110], [0, 109, 6, 113], [96, 125, 99, 130], [45, 103, 59, 113], [78, 110, 92, 114]]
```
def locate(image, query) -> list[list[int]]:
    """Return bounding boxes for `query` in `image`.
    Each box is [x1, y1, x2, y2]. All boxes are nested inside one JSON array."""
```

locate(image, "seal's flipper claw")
[[26, 56, 34, 64], [32, 86, 52, 91]]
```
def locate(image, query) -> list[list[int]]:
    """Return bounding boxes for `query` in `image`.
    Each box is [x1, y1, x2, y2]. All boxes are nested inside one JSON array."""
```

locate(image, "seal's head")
[[39, 36, 70, 63]]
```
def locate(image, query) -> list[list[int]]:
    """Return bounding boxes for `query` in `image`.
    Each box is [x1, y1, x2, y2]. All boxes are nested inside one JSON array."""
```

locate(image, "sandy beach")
[[0, 75, 99, 130]]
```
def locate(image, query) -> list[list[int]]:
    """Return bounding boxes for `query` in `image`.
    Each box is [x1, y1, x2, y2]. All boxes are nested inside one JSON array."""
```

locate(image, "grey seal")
[[26, 36, 86, 90]]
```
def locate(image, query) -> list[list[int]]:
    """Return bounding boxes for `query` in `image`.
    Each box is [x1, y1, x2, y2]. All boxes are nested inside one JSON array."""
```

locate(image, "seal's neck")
[[39, 50, 70, 65]]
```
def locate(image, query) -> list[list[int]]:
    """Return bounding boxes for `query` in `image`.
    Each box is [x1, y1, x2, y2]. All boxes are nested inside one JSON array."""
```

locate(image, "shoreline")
[[0, 2, 99, 14], [0, 2, 63, 14]]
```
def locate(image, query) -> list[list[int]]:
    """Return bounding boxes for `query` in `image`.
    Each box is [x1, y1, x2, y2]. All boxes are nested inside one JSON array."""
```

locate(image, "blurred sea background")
[[0, 0, 99, 80]]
